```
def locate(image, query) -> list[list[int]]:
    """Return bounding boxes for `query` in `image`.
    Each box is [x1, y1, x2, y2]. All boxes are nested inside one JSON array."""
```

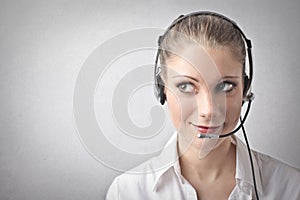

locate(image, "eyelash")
[[176, 81, 237, 94]]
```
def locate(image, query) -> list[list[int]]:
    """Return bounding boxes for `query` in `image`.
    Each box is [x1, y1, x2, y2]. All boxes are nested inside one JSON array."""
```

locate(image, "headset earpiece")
[[156, 75, 166, 105], [243, 74, 255, 102], [243, 74, 250, 97]]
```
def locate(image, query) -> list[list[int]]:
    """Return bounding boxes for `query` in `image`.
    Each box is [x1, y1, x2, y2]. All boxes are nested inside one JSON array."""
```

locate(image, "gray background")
[[1, 0, 300, 199]]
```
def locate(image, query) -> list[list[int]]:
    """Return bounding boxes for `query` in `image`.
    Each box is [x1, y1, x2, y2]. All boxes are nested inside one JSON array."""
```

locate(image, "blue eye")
[[177, 82, 196, 93], [216, 81, 236, 93]]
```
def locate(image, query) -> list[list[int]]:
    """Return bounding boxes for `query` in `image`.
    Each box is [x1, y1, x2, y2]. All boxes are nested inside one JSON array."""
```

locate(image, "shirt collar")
[[152, 132, 180, 191], [151, 133, 263, 195]]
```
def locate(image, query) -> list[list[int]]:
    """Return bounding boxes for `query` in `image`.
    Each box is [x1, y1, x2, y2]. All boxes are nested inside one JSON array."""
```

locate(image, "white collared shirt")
[[106, 133, 300, 200]]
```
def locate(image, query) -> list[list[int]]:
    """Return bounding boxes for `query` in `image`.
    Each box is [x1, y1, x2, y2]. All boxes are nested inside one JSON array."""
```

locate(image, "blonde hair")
[[160, 14, 246, 73]]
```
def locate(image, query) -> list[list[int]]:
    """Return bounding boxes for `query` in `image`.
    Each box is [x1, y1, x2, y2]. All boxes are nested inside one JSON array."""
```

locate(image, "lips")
[[191, 123, 222, 134]]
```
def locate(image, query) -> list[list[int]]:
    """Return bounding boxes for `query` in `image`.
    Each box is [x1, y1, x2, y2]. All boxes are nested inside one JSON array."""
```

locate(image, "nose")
[[196, 89, 217, 120]]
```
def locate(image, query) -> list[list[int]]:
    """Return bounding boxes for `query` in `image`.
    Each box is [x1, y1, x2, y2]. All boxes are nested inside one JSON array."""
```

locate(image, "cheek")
[[224, 96, 243, 132], [166, 90, 195, 131], [166, 92, 182, 130]]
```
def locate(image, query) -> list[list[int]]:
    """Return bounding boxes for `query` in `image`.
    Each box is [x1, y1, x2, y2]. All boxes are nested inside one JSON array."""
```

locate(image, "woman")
[[106, 11, 300, 200]]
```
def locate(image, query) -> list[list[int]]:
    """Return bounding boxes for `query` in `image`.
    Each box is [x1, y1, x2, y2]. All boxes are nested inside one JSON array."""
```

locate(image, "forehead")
[[165, 46, 242, 81]]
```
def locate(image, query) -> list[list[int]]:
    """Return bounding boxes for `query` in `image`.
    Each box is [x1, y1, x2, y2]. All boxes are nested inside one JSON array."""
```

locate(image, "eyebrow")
[[172, 75, 199, 82], [172, 75, 240, 82], [222, 75, 240, 79]]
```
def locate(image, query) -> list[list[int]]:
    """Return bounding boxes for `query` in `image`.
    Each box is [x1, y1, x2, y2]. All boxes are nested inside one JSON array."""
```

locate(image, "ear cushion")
[[156, 75, 166, 105], [243, 75, 250, 97]]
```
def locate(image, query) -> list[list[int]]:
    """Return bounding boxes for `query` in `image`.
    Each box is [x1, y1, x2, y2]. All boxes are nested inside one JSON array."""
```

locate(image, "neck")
[[178, 137, 236, 181]]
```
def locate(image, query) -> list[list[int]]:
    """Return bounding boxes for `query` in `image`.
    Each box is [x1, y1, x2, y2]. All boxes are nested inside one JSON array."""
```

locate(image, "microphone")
[[197, 93, 254, 139], [197, 133, 221, 139]]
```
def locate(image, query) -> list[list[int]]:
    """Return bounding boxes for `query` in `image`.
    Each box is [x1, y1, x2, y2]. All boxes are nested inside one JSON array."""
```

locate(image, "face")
[[163, 46, 244, 155]]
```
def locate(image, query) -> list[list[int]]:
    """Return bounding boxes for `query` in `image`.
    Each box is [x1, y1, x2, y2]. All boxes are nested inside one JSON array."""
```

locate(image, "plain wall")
[[1, 0, 299, 199]]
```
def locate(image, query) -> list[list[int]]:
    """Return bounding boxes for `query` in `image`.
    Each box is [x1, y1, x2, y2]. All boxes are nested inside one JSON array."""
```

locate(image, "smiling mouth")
[[190, 123, 223, 134]]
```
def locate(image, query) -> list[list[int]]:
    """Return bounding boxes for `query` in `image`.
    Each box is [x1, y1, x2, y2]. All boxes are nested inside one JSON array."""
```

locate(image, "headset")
[[153, 11, 259, 199], [154, 11, 254, 105]]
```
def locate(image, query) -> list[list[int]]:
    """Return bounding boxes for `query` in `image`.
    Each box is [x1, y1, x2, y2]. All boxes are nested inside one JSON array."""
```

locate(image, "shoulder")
[[106, 138, 179, 199], [112, 157, 158, 186], [107, 159, 153, 199], [253, 150, 300, 198], [253, 150, 300, 179], [105, 156, 168, 200]]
